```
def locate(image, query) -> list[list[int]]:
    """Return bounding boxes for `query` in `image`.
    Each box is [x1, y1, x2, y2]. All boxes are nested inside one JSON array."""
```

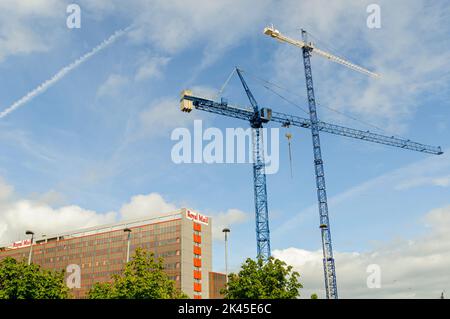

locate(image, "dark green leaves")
[[0, 257, 69, 299], [88, 248, 187, 299], [222, 257, 302, 299]]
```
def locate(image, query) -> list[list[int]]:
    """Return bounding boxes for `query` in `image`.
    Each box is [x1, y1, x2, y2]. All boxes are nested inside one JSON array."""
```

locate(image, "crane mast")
[[181, 69, 272, 260], [236, 69, 271, 260], [301, 29, 337, 299], [262, 24, 384, 298]]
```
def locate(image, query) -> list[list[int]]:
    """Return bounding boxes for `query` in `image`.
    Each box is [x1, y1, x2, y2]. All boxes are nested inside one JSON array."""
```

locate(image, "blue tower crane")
[[181, 68, 272, 260], [236, 69, 271, 259], [263, 25, 376, 299], [299, 29, 338, 299], [180, 68, 442, 296]]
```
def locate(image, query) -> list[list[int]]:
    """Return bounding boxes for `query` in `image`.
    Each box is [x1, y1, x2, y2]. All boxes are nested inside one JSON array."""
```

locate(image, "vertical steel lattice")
[[252, 126, 271, 260], [236, 68, 271, 260], [301, 31, 338, 299]]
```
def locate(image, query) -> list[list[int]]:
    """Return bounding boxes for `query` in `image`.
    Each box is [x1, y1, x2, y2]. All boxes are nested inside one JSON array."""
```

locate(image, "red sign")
[[9, 239, 31, 249], [186, 210, 209, 225]]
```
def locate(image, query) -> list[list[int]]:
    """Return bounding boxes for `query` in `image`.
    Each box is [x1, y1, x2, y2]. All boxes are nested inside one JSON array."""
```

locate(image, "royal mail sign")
[[186, 210, 209, 225], [9, 239, 32, 249]]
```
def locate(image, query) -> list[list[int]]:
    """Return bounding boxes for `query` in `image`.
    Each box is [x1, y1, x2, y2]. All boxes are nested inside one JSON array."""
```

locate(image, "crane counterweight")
[[180, 90, 193, 112]]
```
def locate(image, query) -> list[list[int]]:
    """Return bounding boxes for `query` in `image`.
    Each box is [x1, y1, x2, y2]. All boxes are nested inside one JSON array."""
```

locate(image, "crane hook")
[[284, 128, 294, 178]]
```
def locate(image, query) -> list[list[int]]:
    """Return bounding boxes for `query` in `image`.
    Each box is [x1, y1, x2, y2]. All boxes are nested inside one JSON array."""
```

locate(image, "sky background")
[[0, 0, 449, 298]]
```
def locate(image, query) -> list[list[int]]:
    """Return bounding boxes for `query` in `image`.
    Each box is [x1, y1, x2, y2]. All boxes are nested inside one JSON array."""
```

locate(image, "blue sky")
[[0, 0, 449, 298]]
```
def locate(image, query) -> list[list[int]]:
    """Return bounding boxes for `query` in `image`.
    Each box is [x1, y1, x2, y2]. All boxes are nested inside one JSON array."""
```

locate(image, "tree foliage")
[[0, 257, 69, 299], [222, 257, 302, 299], [88, 248, 187, 299]]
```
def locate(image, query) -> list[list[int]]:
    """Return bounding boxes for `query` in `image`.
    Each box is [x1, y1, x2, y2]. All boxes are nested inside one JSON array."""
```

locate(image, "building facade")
[[209, 271, 227, 299], [0, 208, 222, 299]]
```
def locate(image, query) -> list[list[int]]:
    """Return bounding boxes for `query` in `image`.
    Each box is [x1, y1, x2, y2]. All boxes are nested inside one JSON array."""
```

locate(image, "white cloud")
[[0, 24, 48, 62], [127, 0, 270, 54], [268, 0, 450, 134], [0, 0, 63, 62], [0, 183, 181, 245], [396, 175, 450, 190], [134, 56, 171, 81], [423, 205, 450, 233], [31, 189, 67, 206], [211, 208, 249, 240], [6, 0, 445, 135], [5, 201, 115, 238], [0, 174, 250, 246], [118, 192, 249, 238], [0, 128, 58, 162], [392, 151, 450, 190], [0, 175, 249, 246], [190, 85, 221, 101], [0, 0, 61, 15], [0, 196, 117, 245], [78, 0, 118, 17], [79, 0, 271, 72], [0, 177, 14, 201], [273, 204, 450, 298], [2, 0, 448, 135], [119, 193, 177, 220], [96, 74, 129, 97], [0, 180, 116, 246], [136, 97, 203, 139], [275, 149, 450, 235]]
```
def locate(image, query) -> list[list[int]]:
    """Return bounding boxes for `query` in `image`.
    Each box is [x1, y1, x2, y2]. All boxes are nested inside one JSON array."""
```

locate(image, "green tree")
[[88, 248, 187, 299], [222, 257, 302, 299], [311, 293, 318, 299], [0, 257, 69, 299]]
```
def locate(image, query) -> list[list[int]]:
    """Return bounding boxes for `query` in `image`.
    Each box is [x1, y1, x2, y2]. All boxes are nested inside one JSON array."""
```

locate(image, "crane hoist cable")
[[215, 67, 410, 143], [240, 68, 411, 141], [213, 68, 237, 100], [263, 84, 310, 116], [284, 127, 294, 178]]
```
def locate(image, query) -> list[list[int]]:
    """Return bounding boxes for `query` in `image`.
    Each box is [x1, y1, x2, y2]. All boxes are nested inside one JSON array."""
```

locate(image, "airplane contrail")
[[0, 26, 132, 119]]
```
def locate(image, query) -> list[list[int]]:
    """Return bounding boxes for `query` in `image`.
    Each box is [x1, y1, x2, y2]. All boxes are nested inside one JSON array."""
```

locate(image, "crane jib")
[[181, 94, 443, 156]]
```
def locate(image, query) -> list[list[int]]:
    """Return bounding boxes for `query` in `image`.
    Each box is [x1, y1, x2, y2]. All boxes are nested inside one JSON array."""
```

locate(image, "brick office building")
[[0, 208, 226, 298]]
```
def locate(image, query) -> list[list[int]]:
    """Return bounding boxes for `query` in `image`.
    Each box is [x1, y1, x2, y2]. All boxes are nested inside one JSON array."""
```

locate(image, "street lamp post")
[[124, 228, 132, 263], [25, 230, 34, 265], [222, 228, 230, 284]]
